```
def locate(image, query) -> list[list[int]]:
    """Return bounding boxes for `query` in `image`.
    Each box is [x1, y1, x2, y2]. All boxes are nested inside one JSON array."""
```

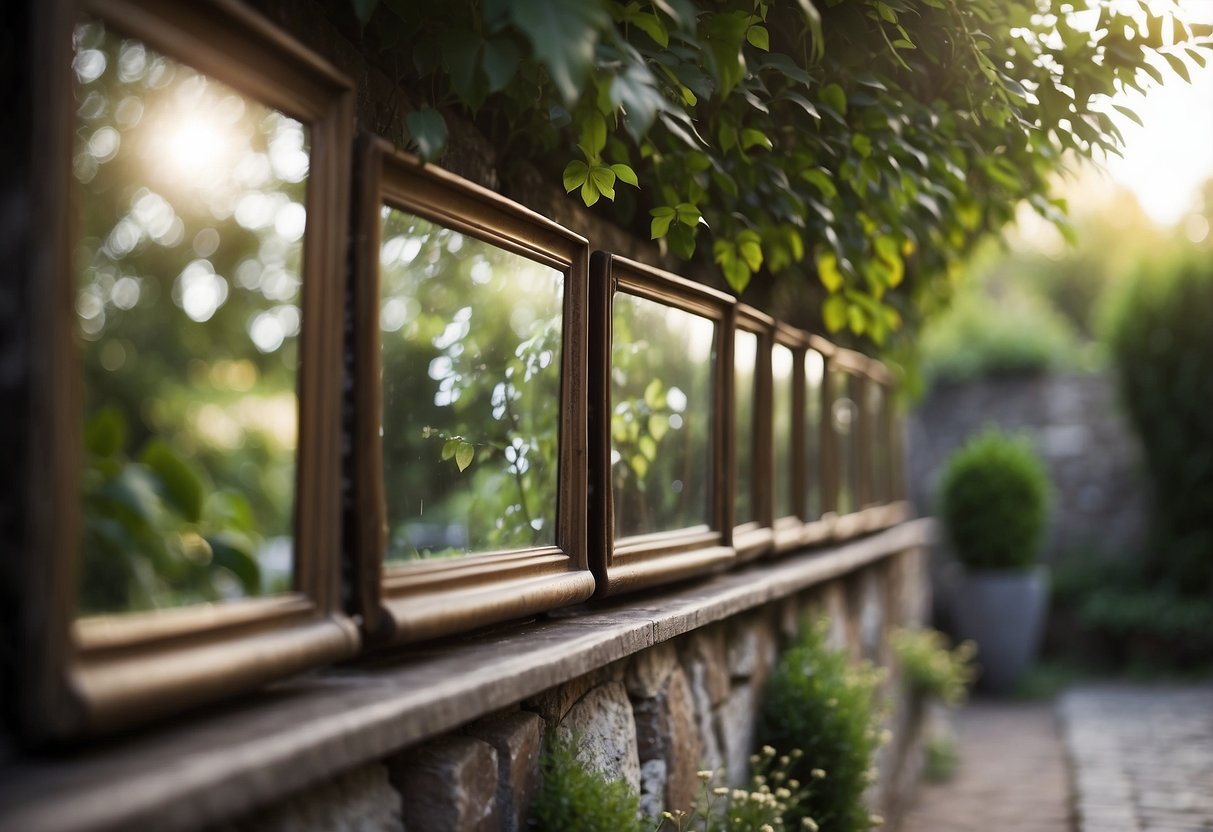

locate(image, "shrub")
[[919, 290, 1081, 388], [757, 619, 884, 831], [937, 428, 1050, 570], [1106, 253, 1213, 593], [667, 749, 814, 832], [528, 734, 646, 832], [890, 628, 977, 707]]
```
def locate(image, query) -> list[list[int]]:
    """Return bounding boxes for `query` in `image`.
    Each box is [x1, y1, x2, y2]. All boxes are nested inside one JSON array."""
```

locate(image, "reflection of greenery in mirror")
[[379, 210, 562, 562], [611, 294, 714, 538], [74, 21, 307, 616], [831, 371, 856, 515], [772, 344, 795, 519], [867, 383, 887, 503], [733, 330, 758, 526], [804, 349, 824, 519]]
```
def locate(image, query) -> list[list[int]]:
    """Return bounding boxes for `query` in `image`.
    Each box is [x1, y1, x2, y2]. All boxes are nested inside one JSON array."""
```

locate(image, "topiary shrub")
[[757, 619, 884, 831], [527, 734, 646, 832], [937, 428, 1050, 570], [1106, 253, 1213, 594]]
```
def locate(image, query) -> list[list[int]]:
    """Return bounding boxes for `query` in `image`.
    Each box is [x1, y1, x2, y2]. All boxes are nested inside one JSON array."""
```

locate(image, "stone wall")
[[226, 550, 930, 832], [908, 372, 1148, 567]]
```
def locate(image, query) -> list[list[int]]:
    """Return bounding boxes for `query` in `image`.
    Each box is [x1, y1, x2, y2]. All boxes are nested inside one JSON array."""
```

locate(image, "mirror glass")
[[831, 370, 858, 515], [74, 21, 306, 615], [612, 294, 715, 538], [804, 348, 824, 519], [772, 343, 795, 519], [733, 329, 758, 526], [379, 209, 563, 562]]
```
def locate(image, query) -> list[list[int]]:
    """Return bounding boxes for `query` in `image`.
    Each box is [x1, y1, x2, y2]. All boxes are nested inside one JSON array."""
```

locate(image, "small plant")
[[891, 628, 977, 707], [528, 734, 646, 832], [937, 428, 1050, 570], [663, 748, 816, 832], [757, 619, 886, 831], [923, 735, 959, 784]]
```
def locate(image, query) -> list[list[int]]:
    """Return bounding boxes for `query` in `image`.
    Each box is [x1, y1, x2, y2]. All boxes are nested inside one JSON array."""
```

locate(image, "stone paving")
[[1061, 685, 1213, 832], [901, 701, 1072, 832]]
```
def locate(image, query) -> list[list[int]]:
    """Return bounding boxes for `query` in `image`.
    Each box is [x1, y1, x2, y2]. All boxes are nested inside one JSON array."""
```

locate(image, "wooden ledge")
[[0, 519, 934, 832]]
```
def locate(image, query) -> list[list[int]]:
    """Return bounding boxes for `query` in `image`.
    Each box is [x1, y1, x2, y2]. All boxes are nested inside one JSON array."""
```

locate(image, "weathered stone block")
[[638, 758, 668, 819], [389, 735, 499, 832], [632, 664, 701, 814], [467, 711, 545, 832], [524, 665, 611, 725], [626, 641, 678, 699], [682, 627, 730, 707], [727, 615, 777, 693], [682, 652, 725, 781], [230, 763, 403, 832], [556, 681, 642, 793], [718, 683, 756, 787]]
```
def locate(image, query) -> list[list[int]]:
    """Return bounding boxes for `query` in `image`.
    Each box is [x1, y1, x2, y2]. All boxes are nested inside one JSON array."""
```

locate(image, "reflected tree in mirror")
[[831, 370, 857, 515], [379, 210, 562, 561], [772, 343, 795, 519], [611, 295, 714, 538], [74, 21, 307, 615], [734, 330, 758, 526], [804, 349, 824, 519]]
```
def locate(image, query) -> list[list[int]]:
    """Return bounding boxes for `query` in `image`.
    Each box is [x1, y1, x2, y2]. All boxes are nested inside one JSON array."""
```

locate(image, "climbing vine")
[[353, 0, 1211, 345]]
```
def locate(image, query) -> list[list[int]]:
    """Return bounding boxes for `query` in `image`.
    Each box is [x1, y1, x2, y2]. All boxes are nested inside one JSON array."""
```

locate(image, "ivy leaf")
[[667, 223, 697, 259], [1161, 51, 1191, 83], [741, 128, 773, 151], [650, 206, 676, 238], [703, 10, 750, 96], [580, 111, 608, 161], [563, 160, 589, 192], [675, 202, 701, 227], [589, 165, 617, 200], [746, 25, 770, 51], [405, 109, 448, 162], [816, 250, 843, 292], [610, 163, 640, 187], [737, 230, 763, 272], [455, 441, 475, 472], [630, 12, 669, 47], [581, 176, 602, 206], [610, 62, 666, 140], [482, 37, 522, 93], [504, 0, 609, 103], [822, 294, 847, 332], [441, 438, 460, 461]]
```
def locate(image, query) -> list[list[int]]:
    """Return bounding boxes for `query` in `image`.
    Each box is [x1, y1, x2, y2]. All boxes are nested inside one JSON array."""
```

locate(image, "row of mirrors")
[[33, 0, 903, 741]]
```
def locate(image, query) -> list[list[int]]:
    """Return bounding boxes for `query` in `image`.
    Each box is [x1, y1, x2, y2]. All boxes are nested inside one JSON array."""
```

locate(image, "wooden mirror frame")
[[828, 349, 871, 540], [771, 324, 806, 554], [588, 253, 734, 597], [865, 363, 910, 532], [729, 305, 775, 560], [352, 137, 594, 642], [21, 0, 359, 743]]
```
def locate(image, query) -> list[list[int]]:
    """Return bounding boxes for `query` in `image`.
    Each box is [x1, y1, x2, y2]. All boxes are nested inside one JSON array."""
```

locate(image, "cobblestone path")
[[1061, 685, 1213, 832], [900, 701, 1072, 832]]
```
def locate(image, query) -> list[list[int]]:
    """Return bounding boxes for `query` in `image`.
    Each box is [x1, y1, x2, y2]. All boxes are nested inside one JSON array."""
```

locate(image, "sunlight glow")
[[166, 115, 230, 180]]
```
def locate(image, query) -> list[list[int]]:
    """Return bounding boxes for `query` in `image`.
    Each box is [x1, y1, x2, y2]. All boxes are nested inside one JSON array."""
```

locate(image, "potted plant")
[[938, 428, 1051, 691]]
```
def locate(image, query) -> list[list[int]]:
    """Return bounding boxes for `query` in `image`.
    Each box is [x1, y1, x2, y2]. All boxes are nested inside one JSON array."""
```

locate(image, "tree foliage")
[[353, 0, 1212, 344]]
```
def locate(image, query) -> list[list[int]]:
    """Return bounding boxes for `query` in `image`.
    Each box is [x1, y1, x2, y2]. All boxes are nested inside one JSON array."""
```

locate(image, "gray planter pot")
[[952, 566, 1049, 692]]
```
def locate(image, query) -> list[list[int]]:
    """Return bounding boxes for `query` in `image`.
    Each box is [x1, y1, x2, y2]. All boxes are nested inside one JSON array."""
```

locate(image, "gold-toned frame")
[[353, 137, 595, 642], [22, 0, 359, 742], [588, 253, 734, 596], [771, 324, 806, 554], [729, 305, 775, 560]]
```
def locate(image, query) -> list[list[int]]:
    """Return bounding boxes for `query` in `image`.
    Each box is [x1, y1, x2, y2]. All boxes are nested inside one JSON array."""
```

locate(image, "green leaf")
[[877, 1, 896, 23], [610, 163, 639, 187], [580, 111, 607, 160], [703, 10, 750, 96], [141, 439, 205, 523], [589, 165, 617, 200], [631, 12, 669, 47], [802, 167, 837, 199], [816, 251, 843, 292], [85, 406, 126, 458], [455, 441, 475, 472], [441, 438, 460, 461], [822, 294, 847, 332], [741, 128, 772, 151], [505, 0, 608, 103], [644, 378, 665, 409], [208, 531, 261, 594], [405, 109, 448, 162], [441, 29, 483, 106], [610, 62, 665, 140], [746, 25, 770, 51], [820, 83, 847, 117], [1162, 51, 1191, 83], [650, 206, 676, 238], [737, 230, 763, 272], [563, 160, 589, 192], [851, 133, 872, 158], [638, 434, 657, 462], [482, 37, 522, 93], [580, 176, 601, 206], [675, 203, 701, 227]]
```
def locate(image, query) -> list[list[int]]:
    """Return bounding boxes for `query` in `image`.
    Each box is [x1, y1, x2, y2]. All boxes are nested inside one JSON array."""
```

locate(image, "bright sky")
[[1097, 0, 1213, 226]]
